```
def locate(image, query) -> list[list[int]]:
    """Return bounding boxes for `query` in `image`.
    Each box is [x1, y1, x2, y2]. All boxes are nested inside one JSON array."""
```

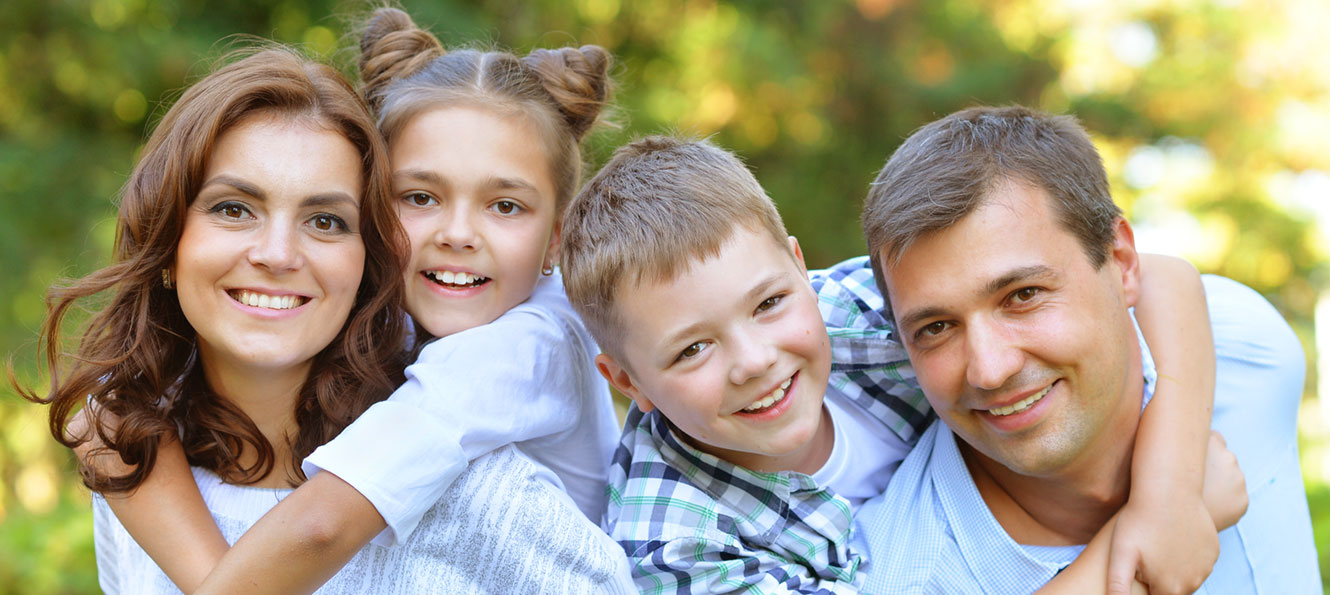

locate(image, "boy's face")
[[597, 226, 833, 474]]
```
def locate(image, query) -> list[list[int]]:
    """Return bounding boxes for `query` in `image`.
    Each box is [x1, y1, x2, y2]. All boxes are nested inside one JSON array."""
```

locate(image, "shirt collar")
[[643, 410, 845, 546]]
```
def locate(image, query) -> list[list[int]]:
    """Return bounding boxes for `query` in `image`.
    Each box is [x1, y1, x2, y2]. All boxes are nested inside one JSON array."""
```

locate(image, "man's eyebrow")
[[895, 265, 1058, 333], [982, 265, 1057, 297]]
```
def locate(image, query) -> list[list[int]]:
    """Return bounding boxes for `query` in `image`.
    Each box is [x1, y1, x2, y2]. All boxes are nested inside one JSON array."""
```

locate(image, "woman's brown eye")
[[222, 205, 244, 218]]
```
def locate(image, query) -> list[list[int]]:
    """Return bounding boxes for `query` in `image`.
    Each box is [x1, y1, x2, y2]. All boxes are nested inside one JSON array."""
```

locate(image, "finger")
[[1106, 543, 1139, 595]]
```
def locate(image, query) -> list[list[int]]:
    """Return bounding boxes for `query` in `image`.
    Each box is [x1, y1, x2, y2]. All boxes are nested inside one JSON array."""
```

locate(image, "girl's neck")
[[200, 358, 309, 488]]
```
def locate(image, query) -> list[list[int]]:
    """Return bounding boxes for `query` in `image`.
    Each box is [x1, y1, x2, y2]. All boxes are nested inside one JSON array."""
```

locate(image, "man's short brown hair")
[[862, 105, 1121, 299]]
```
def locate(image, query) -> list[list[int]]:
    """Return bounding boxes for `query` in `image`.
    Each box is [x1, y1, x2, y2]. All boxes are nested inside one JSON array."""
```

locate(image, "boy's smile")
[[598, 226, 834, 474]]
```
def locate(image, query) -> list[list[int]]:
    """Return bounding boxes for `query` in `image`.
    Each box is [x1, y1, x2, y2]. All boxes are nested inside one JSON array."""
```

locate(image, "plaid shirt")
[[605, 256, 933, 594]]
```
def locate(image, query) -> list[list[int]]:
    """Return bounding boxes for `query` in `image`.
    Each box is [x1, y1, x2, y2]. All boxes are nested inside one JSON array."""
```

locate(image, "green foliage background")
[[3, 0, 1329, 592]]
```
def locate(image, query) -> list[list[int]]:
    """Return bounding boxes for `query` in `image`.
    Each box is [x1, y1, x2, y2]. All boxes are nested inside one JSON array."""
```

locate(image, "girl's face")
[[390, 106, 560, 338], [174, 114, 366, 386]]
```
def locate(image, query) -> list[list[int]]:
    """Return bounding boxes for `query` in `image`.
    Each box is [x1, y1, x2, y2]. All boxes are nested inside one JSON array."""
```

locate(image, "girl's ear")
[[544, 221, 562, 272], [596, 353, 654, 413]]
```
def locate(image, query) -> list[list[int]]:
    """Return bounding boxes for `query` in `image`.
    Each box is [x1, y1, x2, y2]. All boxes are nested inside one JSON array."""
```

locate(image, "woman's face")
[[174, 114, 366, 385]]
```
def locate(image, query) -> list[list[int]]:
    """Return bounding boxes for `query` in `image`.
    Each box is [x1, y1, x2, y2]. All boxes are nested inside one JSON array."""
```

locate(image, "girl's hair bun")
[[522, 45, 612, 140], [359, 7, 444, 110]]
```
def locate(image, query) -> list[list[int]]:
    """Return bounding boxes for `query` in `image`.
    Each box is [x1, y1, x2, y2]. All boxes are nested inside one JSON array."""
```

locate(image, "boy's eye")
[[756, 294, 784, 313], [404, 192, 436, 207], [491, 200, 522, 215], [679, 342, 706, 360]]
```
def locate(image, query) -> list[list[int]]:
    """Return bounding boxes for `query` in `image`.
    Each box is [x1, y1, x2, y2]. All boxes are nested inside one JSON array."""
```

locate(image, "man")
[[854, 106, 1319, 593]]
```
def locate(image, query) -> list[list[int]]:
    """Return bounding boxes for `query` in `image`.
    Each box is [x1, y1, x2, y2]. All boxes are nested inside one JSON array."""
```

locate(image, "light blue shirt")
[[856, 275, 1320, 594]]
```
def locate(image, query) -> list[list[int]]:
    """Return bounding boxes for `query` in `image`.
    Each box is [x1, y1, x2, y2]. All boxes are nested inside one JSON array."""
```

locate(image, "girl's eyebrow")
[[482, 176, 539, 194]]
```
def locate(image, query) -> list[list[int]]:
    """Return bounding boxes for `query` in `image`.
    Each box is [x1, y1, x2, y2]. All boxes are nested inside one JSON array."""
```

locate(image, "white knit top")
[[93, 444, 634, 594]]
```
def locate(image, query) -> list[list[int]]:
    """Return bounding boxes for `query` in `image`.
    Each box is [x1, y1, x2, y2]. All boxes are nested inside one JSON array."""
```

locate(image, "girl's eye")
[[405, 193, 436, 207], [310, 214, 348, 233], [211, 201, 251, 220], [756, 294, 784, 313], [491, 200, 522, 215]]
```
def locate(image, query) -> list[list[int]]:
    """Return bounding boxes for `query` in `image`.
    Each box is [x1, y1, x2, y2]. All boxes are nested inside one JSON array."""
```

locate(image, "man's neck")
[[962, 388, 1145, 546]]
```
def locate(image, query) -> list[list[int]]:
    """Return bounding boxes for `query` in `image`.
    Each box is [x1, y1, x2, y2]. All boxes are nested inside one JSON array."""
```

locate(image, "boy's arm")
[[193, 471, 384, 595], [1108, 253, 1217, 595], [1038, 430, 1246, 594], [69, 408, 229, 592]]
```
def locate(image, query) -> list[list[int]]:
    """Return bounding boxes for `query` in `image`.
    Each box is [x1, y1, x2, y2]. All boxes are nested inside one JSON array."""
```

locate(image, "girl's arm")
[[194, 472, 385, 594], [1037, 430, 1246, 594], [1107, 253, 1218, 595], [69, 408, 229, 593]]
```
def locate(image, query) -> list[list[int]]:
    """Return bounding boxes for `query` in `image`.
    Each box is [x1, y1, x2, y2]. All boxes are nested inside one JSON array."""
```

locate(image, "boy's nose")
[[729, 334, 778, 386]]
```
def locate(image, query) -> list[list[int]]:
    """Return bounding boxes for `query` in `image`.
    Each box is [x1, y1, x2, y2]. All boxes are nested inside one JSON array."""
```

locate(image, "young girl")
[[85, 8, 633, 593]]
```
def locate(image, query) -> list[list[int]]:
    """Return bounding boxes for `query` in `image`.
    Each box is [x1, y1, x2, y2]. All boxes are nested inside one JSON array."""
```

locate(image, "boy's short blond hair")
[[561, 136, 790, 363]]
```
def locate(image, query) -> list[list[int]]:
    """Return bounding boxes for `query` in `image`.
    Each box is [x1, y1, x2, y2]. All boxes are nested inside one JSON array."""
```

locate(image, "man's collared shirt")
[[855, 275, 1321, 594]]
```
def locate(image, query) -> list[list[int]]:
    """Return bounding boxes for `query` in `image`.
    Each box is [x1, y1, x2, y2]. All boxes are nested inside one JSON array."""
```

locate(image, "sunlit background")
[[3, 0, 1329, 592]]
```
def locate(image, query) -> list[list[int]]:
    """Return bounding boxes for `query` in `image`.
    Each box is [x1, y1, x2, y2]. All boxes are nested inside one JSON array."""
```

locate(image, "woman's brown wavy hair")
[[17, 46, 409, 492]]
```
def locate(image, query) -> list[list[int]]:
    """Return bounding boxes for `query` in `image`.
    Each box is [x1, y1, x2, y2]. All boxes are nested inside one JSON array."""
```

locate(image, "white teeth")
[[743, 377, 795, 412], [426, 270, 488, 287], [988, 385, 1053, 416], [235, 290, 304, 311]]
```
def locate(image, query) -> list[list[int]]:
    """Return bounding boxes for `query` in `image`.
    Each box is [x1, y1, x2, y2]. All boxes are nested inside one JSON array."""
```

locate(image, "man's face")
[[881, 179, 1144, 476]]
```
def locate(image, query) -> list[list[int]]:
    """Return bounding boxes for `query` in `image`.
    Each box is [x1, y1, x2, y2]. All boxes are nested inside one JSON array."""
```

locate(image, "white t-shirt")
[[811, 390, 912, 510], [94, 446, 634, 594], [303, 272, 620, 545]]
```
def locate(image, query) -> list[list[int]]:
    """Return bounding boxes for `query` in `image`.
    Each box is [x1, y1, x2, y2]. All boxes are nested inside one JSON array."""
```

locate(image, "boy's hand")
[[1107, 491, 1216, 594], [1107, 431, 1245, 595], [1201, 431, 1248, 530]]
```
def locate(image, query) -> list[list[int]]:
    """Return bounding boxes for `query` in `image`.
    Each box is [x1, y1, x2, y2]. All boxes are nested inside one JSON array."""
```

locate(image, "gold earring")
[[162, 268, 174, 289], [541, 263, 554, 276]]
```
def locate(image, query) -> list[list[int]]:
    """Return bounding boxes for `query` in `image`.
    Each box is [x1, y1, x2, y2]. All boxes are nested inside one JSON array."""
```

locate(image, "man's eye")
[[922, 321, 948, 336], [1012, 287, 1040, 303]]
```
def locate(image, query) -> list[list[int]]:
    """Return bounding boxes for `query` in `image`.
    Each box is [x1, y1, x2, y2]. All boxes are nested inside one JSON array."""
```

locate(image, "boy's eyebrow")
[[658, 272, 787, 351]]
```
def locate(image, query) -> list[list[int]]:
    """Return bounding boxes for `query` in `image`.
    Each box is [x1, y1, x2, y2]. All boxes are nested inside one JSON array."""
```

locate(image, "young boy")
[[560, 136, 926, 592], [560, 136, 1223, 594]]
